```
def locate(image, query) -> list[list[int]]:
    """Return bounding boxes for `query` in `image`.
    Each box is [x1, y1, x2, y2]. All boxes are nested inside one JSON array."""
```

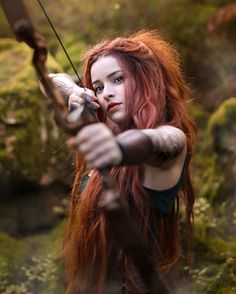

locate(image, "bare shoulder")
[[142, 125, 187, 169], [143, 143, 187, 190]]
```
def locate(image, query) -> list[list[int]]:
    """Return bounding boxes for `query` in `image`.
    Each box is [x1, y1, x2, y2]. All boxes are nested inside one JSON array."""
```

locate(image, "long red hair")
[[62, 30, 197, 293]]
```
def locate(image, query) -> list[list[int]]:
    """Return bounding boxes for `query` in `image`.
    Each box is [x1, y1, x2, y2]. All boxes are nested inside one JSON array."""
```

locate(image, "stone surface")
[[207, 97, 236, 236]]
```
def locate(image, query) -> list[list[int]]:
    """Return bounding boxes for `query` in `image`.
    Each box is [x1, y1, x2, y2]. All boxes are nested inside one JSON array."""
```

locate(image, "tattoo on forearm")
[[155, 126, 186, 160], [145, 126, 186, 165]]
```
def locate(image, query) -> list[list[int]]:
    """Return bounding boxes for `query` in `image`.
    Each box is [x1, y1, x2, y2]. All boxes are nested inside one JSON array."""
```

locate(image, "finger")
[[67, 137, 93, 152], [69, 93, 84, 104], [68, 94, 83, 111], [78, 135, 111, 155], [68, 95, 100, 111], [78, 132, 109, 148], [69, 103, 80, 112], [87, 154, 115, 169], [69, 93, 100, 111], [69, 131, 106, 152], [66, 137, 78, 149], [67, 124, 111, 150], [76, 124, 108, 143], [74, 88, 97, 102], [89, 100, 100, 109], [84, 141, 115, 162]]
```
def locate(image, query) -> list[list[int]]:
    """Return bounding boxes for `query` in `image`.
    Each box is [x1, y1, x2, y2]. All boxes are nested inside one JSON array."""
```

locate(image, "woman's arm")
[[116, 126, 186, 169], [117, 126, 187, 189], [142, 126, 186, 169], [68, 123, 186, 170]]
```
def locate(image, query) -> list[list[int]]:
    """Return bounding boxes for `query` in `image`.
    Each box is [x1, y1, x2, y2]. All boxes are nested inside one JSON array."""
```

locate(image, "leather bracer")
[[116, 130, 155, 166]]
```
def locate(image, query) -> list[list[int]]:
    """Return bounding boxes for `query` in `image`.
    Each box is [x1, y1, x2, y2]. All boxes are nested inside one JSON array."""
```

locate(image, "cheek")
[[97, 96, 107, 110], [119, 88, 126, 105]]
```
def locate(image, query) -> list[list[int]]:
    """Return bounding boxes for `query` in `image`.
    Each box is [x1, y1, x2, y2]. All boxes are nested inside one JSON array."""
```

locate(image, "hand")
[[68, 87, 100, 112], [67, 123, 122, 168]]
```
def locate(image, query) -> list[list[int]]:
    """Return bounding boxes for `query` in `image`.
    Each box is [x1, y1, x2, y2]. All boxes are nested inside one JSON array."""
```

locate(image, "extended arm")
[[142, 126, 186, 168], [68, 123, 186, 170], [116, 126, 186, 169]]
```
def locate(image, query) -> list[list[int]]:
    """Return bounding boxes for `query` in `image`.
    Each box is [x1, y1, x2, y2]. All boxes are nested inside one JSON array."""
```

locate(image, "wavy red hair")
[[62, 30, 197, 293]]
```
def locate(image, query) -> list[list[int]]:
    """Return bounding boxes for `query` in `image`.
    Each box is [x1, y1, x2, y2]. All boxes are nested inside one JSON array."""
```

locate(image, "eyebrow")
[[92, 70, 122, 85]]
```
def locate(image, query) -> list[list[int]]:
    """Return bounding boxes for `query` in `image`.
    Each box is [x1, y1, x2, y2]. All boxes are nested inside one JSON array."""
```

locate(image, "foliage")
[[190, 97, 236, 293], [207, 97, 236, 132], [191, 257, 236, 294]]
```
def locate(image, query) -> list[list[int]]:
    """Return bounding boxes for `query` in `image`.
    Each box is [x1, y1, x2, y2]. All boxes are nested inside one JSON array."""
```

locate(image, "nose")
[[103, 84, 115, 101]]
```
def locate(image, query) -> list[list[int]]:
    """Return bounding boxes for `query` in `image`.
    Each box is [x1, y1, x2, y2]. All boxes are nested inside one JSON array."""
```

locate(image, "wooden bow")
[[0, 1, 170, 292]]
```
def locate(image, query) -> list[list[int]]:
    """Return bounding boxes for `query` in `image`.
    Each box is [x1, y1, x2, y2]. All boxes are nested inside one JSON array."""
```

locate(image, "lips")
[[107, 102, 121, 111]]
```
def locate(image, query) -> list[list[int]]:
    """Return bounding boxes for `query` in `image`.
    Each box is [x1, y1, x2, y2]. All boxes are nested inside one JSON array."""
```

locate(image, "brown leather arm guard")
[[116, 130, 155, 166]]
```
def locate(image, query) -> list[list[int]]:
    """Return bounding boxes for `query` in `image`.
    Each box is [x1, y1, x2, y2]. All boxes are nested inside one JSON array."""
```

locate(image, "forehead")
[[91, 55, 122, 82]]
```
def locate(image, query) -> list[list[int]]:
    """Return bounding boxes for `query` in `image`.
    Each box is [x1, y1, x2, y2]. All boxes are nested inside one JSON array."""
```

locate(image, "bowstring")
[[37, 0, 84, 89]]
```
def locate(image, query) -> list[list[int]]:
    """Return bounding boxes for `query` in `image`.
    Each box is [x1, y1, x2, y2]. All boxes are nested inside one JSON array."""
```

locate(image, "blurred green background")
[[0, 0, 235, 293]]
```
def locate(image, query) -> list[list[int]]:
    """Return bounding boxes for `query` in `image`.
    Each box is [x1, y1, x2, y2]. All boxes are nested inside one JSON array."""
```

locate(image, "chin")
[[109, 115, 124, 125], [109, 112, 125, 125]]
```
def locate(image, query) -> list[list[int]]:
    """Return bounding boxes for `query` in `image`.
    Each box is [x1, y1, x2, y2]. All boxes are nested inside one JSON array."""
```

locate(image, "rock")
[[207, 97, 236, 236]]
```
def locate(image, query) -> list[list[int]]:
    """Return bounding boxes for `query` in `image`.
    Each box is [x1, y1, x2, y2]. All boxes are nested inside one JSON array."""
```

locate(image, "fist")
[[67, 123, 122, 169]]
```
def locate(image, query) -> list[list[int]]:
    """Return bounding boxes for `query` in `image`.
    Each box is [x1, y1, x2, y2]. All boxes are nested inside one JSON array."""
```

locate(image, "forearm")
[[116, 126, 186, 167]]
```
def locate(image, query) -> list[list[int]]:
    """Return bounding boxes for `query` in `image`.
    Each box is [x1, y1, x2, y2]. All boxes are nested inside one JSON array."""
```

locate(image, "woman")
[[62, 30, 197, 293]]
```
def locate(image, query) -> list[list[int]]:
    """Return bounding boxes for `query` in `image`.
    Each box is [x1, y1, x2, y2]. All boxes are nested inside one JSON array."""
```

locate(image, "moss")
[[193, 151, 224, 203], [0, 233, 25, 289], [0, 223, 65, 293], [55, 37, 87, 76], [0, 38, 71, 183], [203, 98, 236, 205], [207, 97, 236, 134], [193, 98, 236, 205], [192, 258, 236, 294], [188, 101, 210, 129], [192, 98, 236, 293], [207, 237, 236, 258], [193, 232, 236, 293]]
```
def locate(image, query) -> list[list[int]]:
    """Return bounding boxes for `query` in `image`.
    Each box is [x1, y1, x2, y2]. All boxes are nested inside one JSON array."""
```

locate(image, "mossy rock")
[[192, 98, 236, 293], [193, 98, 236, 202], [206, 98, 236, 201], [207, 97, 236, 153], [188, 101, 210, 129], [207, 98, 236, 241], [0, 38, 72, 192], [0, 222, 66, 293]]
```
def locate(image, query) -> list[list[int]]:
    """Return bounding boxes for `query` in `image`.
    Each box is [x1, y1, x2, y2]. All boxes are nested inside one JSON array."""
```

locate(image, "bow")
[[0, 1, 169, 292]]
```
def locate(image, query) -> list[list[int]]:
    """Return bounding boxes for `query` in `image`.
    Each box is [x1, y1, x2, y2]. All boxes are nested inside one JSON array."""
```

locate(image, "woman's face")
[[91, 55, 126, 125]]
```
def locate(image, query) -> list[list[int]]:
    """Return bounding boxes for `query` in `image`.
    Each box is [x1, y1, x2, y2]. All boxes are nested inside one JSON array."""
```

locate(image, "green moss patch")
[[0, 38, 71, 184]]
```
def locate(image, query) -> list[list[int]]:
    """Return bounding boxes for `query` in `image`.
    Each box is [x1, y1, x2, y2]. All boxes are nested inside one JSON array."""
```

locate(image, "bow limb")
[[0, 1, 169, 292]]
